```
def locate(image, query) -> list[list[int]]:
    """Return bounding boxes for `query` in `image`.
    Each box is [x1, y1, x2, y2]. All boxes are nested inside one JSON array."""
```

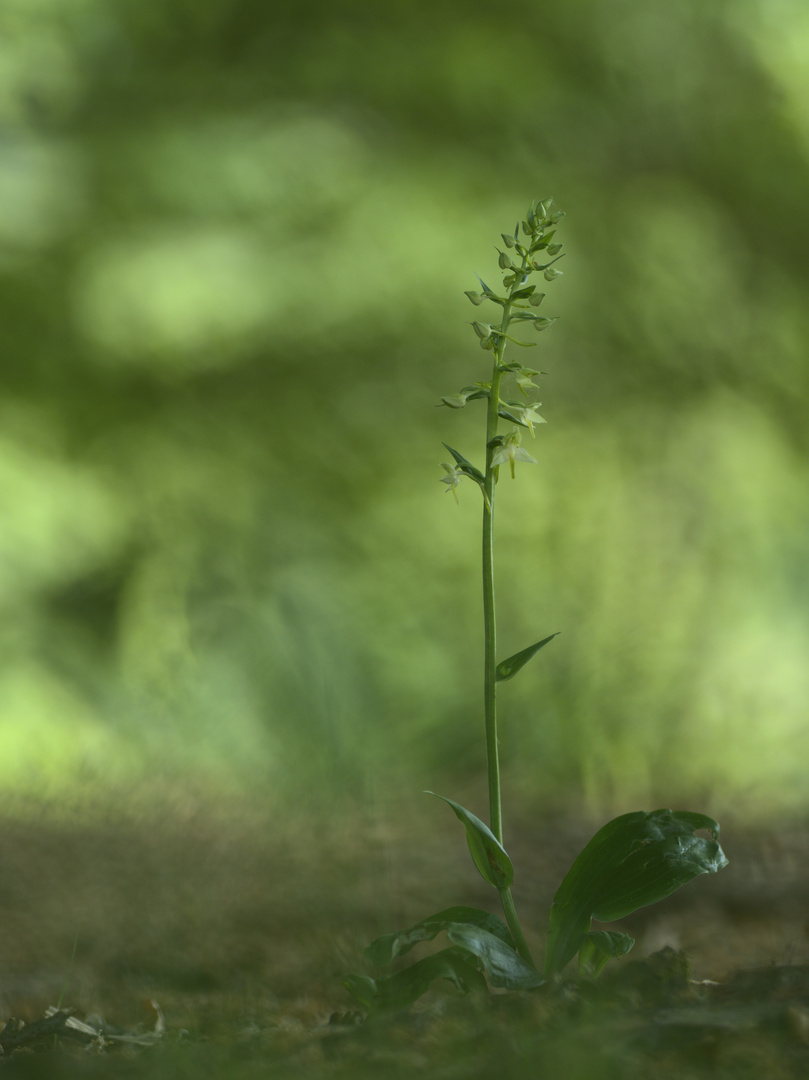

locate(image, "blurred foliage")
[[1, 0, 808, 817]]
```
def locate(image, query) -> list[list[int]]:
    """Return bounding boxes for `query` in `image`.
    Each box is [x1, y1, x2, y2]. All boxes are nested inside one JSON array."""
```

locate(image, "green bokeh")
[[1, 0, 808, 818]]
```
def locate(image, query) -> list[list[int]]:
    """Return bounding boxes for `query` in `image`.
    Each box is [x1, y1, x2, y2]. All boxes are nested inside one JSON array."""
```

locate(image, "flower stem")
[[482, 265, 526, 843], [482, 254, 535, 966], [482, 363, 503, 843], [499, 887, 534, 966]]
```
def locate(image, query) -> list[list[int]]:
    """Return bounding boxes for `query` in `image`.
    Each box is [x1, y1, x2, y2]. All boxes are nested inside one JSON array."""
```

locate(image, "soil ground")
[[1, 790, 807, 1076]]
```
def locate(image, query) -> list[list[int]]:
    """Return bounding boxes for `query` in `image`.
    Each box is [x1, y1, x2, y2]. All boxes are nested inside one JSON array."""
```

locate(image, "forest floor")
[[1, 788, 808, 1077]]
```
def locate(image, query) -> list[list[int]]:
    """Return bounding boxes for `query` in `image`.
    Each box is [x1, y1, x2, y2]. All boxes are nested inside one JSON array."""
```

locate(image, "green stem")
[[482, 254, 534, 964], [499, 887, 535, 967], [482, 363, 503, 843], [482, 272, 524, 843]]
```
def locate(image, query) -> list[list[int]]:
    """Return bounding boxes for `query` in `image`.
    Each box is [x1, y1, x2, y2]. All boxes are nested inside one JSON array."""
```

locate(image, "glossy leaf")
[[426, 793, 513, 889], [577, 930, 635, 977], [447, 924, 545, 990], [365, 906, 512, 967], [545, 809, 728, 976], [345, 947, 487, 1013], [342, 974, 378, 1011], [496, 633, 559, 682]]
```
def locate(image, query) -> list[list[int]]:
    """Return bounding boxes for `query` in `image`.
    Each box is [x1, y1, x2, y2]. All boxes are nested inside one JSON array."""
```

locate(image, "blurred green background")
[[2, 0, 808, 821]]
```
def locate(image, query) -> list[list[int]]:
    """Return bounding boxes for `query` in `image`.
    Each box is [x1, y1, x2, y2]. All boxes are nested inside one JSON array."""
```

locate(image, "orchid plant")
[[345, 201, 728, 1013]]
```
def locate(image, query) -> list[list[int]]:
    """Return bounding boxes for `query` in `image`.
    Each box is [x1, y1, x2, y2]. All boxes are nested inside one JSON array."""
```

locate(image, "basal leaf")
[[342, 975, 378, 1011], [365, 906, 512, 967], [447, 924, 545, 990], [496, 633, 559, 682], [345, 947, 487, 1013], [426, 793, 514, 889], [545, 809, 728, 976], [577, 930, 635, 977]]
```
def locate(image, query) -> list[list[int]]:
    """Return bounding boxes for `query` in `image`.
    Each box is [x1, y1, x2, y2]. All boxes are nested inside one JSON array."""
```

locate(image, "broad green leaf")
[[496, 633, 559, 682], [426, 792, 513, 889], [345, 947, 486, 1013], [545, 809, 728, 976], [577, 930, 635, 978], [447, 924, 545, 990], [342, 974, 378, 1011], [365, 906, 512, 967]]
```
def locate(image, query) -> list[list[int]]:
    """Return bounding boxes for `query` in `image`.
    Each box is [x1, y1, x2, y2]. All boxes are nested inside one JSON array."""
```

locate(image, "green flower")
[[440, 463, 465, 502], [517, 403, 546, 436], [491, 430, 537, 479], [515, 368, 540, 395]]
